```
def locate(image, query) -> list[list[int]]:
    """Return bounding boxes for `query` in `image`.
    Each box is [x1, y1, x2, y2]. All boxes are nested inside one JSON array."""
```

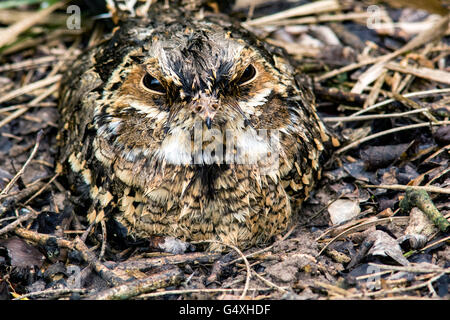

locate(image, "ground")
[[0, 0, 449, 300]]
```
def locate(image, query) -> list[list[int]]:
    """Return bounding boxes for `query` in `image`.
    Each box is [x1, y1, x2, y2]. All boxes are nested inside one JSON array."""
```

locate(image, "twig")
[[135, 287, 278, 299], [84, 267, 184, 300], [420, 235, 450, 252], [0, 55, 59, 72], [345, 272, 445, 299], [0, 180, 46, 216], [386, 62, 450, 85], [99, 219, 107, 260], [13, 228, 128, 286], [363, 184, 450, 195], [263, 12, 373, 26], [400, 188, 450, 232], [317, 217, 409, 256], [323, 108, 430, 122], [336, 121, 450, 154], [0, 74, 61, 105], [0, 207, 37, 236], [314, 84, 368, 107], [13, 288, 90, 300], [0, 130, 43, 196], [0, 1, 67, 48], [368, 263, 450, 274], [315, 57, 380, 82], [0, 82, 59, 131], [243, 0, 340, 27], [72, 237, 128, 286], [252, 270, 288, 293], [193, 240, 252, 300], [22, 173, 59, 206], [112, 252, 221, 270], [225, 225, 296, 267], [348, 88, 450, 118], [315, 280, 351, 297], [14, 227, 74, 248]]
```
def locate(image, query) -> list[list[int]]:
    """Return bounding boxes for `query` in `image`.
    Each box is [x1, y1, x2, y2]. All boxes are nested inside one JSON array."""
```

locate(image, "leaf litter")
[[0, 0, 449, 300]]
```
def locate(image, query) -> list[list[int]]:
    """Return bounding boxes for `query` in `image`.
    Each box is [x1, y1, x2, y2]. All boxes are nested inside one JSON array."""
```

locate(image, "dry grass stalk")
[[244, 0, 340, 27], [0, 75, 61, 105], [0, 9, 67, 26], [193, 239, 252, 300], [363, 184, 450, 195], [0, 130, 43, 196], [0, 82, 59, 130], [264, 12, 373, 26], [317, 217, 410, 256], [336, 121, 450, 154], [386, 62, 450, 85], [351, 15, 449, 93], [323, 107, 430, 122], [0, 1, 67, 48]]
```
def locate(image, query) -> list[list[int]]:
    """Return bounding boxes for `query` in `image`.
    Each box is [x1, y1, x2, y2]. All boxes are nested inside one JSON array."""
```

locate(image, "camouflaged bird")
[[57, 1, 332, 251]]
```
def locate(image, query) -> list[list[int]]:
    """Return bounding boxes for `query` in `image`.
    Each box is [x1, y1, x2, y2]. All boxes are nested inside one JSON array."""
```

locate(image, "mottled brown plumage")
[[57, 2, 331, 251]]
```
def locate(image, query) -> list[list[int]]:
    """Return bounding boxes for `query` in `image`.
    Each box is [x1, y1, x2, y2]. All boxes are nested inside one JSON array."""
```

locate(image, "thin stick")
[[368, 263, 450, 274], [0, 55, 59, 72], [345, 272, 445, 299], [348, 88, 450, 118], [264, 12, 373, 26], [336, 121, 450, 154], [193, 240, 252, 300], [386, 62, 450, 85], [13, 288, 90, 300], [252, 270, 288, 293], [22, 173, 59, 205], [0, 1, 67, 48], [0, 82, 59, 131], [363, 184, 450, 195], [0, 207, 37, 236], [323, 108, 429, 122], [84, 267, 184, 300], [317, 217, 409, 256], [135, 287, 278, 299], [316, 57, 381, 82], [13, 227, 128, 286], [420, 235, 450, 252], [0, 130, 43, 196], [0, 74, 61, 105], [243, 0, 340, 27], [225, 225, 296, 267], [99, 220, 107, 260]]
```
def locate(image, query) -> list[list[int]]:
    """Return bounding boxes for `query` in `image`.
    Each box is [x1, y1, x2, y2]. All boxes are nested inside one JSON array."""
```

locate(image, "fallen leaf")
[[328, 199, 361, 225], [361, 144, 410, 169], [0, 237, 45, 268], [368, 230, 410, 266]]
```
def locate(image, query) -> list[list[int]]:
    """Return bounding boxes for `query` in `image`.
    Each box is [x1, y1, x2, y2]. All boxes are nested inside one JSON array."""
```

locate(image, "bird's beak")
[[192, 94, 219, 130], [198, 107, 216, 129]]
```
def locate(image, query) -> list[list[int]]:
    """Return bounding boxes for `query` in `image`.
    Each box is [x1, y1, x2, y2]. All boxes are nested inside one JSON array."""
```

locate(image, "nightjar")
[[57, 2, 332, 251]]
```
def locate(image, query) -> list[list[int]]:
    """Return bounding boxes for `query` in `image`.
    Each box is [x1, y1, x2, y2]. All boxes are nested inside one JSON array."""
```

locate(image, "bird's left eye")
[[237, 64, 257, 86], [141, 73, 166, 95]]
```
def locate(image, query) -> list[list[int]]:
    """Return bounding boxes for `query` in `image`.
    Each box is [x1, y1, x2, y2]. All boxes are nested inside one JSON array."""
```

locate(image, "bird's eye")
[[141, 73, 166, 95], [237, 64, 257, 86]]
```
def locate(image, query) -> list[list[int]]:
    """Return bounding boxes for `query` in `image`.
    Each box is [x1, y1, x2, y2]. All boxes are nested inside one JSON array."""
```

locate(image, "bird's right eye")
[[141, 73, 166, 95]]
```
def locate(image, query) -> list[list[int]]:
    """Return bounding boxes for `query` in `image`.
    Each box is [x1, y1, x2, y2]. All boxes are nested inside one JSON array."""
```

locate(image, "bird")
[[56, 1, 332, 251]]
